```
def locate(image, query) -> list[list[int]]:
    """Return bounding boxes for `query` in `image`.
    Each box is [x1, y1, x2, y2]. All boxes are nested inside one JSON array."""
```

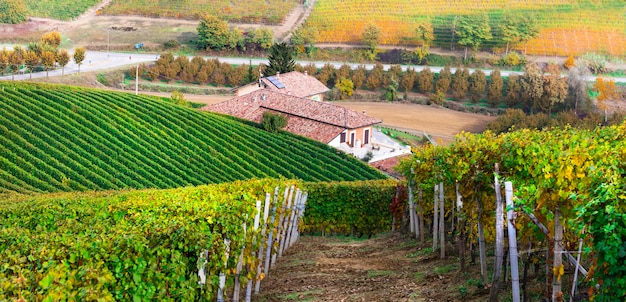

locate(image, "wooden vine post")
[[418, 187, 425, 245], [456, 182, 465, 270], [506, 181, 520, 302], [490, 164, 504, 301], [433, 184, 439, 251], [475, 170, 488, 285], [263, 188, 280, 279], [244, 200, 262, 302], [553, 208, 563, 302], [254, 193, 272, 294], [439, 182, 445, 259]]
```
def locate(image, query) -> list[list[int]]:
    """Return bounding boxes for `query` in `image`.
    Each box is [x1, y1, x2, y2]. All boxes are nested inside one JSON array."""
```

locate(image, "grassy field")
[[98, 0, 298, 24], [0, 81, 385, 193], [24, 0, 100, 20], [303, 0, 626, 56]]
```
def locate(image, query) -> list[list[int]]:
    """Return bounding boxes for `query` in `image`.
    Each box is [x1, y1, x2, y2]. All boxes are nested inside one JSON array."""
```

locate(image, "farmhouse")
[[235, 70, 330, 101], [201, 71, 410, 162]]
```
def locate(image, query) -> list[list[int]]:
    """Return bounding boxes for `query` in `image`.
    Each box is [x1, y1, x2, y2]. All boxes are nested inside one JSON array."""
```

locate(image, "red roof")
[[200, 89, 381, 143], [261, 71, 330, 98]]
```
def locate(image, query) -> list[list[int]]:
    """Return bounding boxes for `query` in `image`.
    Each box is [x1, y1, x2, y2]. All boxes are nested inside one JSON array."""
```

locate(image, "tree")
[[73, 47, 86, 72], [564, 55, 576, 70], [520, 63, 544, 113], [436, 66, 452, 95], [335, 78, 354, 99], [264, 42, 295, 76], [196, 15, 240, 50], [417, 68, 434, 95], [451, 67, 469, 101], [262, 111, 287, 133], [336, 64, 352, 82], [500, 13, 539, 55], [247, 28, 274, 51], [290, 26, 318, 55], [41, 31, 62, 49], [455, 14, 492, 60], [316, 63, 336, 87], [23, 50, 39, 79], [40, 50, 56, 78], [505, 75, 522, 108], [385, 65, 403, 87], [56, 49, 70, 76], [468, 69, 487, 104], [487, 69, 503, 107], [400, 67, 417, 93], [366, 63, 384, 90], [227, 64, 247, 87], [414, 22, 435, 62], [538, 64, 568, 114], [0, 48, 9, 74], [500, 12, 539, 54], [352, 65, 367, 90], [566, 66, 591, 114], [593, 77, 618, 120], [383, 76, 399, 102], [362, 23, 381, 60], [0, 0, 27, 24], [8, 47, 23, 79]]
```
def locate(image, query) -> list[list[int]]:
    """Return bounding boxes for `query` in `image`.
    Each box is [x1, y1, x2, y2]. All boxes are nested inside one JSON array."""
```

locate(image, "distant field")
[[304, 0, 626, 56], [24, 0, 100, 20], [99, 0, 298, 24]]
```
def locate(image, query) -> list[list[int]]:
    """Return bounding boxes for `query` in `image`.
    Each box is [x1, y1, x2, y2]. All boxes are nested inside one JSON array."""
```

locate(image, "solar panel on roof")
[[266, 76, 285, 89]]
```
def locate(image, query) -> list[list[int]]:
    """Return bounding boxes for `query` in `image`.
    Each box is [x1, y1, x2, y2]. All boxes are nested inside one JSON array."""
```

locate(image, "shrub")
[[163, 40, 180, 50], [261, 111, 287, 133], [564, 54, 576, 69], [335, 77, 354, 99], [579, 53, 608, 74], [501, 51, 526, 67]]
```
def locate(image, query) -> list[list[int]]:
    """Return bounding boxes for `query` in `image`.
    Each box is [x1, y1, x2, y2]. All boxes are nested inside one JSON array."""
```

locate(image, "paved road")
[[2, 50, 625, 83]]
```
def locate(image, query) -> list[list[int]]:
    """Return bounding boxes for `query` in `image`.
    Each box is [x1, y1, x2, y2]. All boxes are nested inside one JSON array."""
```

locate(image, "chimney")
[[276, 71, 280, 79], [304, 70, 308, 76], [362, 110, 366, 115], [261, 93, 266, 101]]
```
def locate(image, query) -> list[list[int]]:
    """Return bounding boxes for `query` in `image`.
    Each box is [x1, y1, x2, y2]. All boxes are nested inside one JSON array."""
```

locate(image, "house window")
[[311, 95, 320, 101], [364, 129, 370, 145], [340, 132, 346, 143]]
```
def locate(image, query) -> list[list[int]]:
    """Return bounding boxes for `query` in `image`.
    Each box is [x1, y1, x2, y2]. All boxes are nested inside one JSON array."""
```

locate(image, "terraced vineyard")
[[304, 0, 626, 56], [99, 0, 298, 24], [0, 82, 385, 194]]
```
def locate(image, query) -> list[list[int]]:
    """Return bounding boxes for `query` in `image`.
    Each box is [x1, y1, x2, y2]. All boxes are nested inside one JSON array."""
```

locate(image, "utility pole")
[[135, 65, 138, 95], [107, 29, 110, 55]]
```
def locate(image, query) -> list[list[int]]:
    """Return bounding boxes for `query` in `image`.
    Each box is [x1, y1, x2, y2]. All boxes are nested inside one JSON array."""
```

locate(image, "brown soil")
[[338, 101, 495, 144], [253, 233, 491, 302]]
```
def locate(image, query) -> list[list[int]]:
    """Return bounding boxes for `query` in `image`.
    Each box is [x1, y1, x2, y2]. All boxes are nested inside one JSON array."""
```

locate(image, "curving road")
[[2, 50, 625, 83]]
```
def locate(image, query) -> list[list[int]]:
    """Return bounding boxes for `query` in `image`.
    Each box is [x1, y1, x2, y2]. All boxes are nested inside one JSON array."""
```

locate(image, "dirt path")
[[253, 233, 489, 302]]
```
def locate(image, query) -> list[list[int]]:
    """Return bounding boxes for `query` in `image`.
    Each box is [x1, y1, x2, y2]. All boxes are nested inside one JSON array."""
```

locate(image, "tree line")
[[0, 31, 87, 78], [139, 51, 620, 119]]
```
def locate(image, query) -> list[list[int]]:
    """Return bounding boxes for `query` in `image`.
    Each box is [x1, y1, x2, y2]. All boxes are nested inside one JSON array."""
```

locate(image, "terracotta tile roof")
[[261, 71, 330, 98], [370, 155, 411, 180], [200, 89, 381, 143]]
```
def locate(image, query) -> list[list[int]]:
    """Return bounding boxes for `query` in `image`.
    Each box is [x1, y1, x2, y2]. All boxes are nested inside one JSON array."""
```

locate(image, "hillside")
[[304, 0, 626, 56], [0, 82, 386, 194]]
